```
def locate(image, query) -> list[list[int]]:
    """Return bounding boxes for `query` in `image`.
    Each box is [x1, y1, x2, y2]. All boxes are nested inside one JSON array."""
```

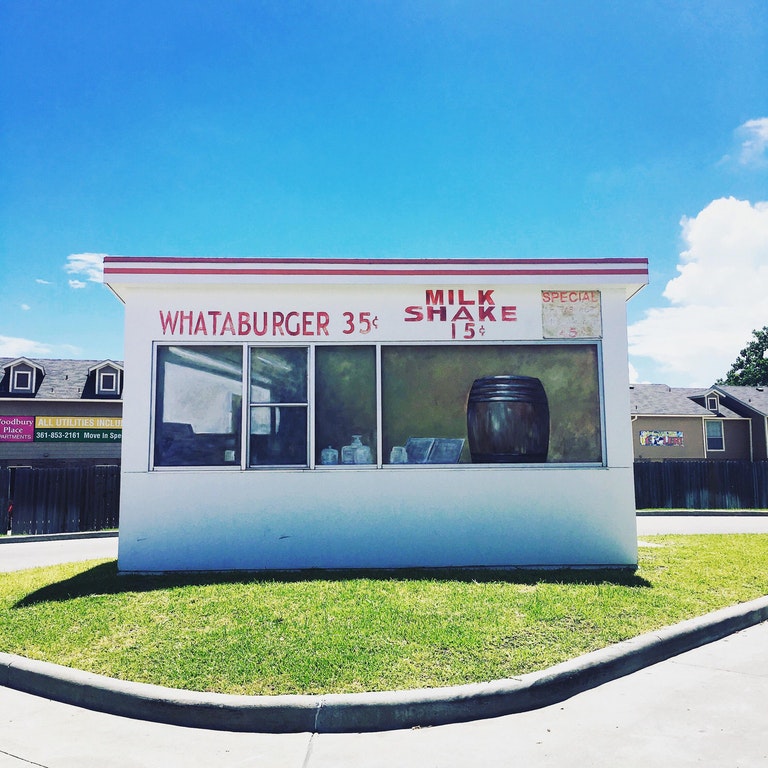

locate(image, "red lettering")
[[193, 312, 207, 335], [238, 312, 251, 335], [450, 306, 473, 322], [285, 311, 301, 336], [404, 306, 424, 321], [159, 310, 179, 334], [501, 305, 517, 321], [427, 305, 447, 321], [220, 312, 235, 335], [478, 289, 494, 305], [301, 311, 314, 335], [317, 312, 330, 335], [253, 312, 268, 336], [478, 305, 496, 321], [207, 310, 221, 334], [458, 290, 474, 305], [425, 290, 444, 305], [272, 311, 285, 335]]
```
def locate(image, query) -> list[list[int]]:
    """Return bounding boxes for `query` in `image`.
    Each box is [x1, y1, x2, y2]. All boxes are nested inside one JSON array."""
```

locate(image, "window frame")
[[151, 344, 245, 470], [150, 340, 606, 470], [247, 345, 310, 468], [97, 369, 119, 395], [704, 419, 725, 452], [11, 367, 34, 394]]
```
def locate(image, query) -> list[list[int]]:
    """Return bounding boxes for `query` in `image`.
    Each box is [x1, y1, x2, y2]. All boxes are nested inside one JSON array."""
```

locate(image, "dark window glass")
[[249, 347, 308, 466], [705, 420, 724, 451], [12, 369, 33, 392], [99, 371, 117, 393], [315, 346, 377, 465]]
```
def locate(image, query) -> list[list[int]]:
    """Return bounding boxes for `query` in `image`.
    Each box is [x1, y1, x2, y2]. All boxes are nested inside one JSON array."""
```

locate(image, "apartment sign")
[[0, 416, 35, 442], [34, 416, 123, 443], [0, 415, 122, 443]]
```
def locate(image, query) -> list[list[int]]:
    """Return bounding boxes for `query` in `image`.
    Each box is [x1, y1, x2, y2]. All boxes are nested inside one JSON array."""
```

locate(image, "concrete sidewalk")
[[1, 619, 767, 767], [3, 596, 768, 734]]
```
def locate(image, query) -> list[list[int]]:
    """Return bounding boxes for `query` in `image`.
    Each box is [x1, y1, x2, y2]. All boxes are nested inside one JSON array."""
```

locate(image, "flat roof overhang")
[[103, 256, 649, 301]]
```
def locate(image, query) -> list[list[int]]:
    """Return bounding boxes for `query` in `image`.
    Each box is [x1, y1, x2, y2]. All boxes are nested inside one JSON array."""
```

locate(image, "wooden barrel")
[[466, 375, 549, 463]]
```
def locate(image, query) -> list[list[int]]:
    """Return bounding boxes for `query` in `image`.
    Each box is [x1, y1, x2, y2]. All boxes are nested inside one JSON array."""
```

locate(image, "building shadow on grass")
[[14, 560, 651, 608]]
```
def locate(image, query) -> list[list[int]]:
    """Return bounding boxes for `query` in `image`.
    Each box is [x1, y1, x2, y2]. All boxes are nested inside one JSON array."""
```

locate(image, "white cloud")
[[736, 117, 768, 168], [35, 278, 52, 285], [0, 335, 52, 357], [628, 197, 768, 386], [0, 336, 81, 358], [20, 304, 31, 311], [64, 252, 107, 285]]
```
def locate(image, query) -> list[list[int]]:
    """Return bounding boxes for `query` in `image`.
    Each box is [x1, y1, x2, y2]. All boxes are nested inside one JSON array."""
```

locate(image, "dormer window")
[[99, 370, 118, 394], [4, 358, 44, 396], [90, 361, 123, 398], [13, 369, 33, 392], [706, 395, 718, 412]]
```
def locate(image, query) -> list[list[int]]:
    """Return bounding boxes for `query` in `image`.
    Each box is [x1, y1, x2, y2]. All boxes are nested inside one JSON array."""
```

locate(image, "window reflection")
[[154, 346, 242, 467], [315, 346, 377, 465], [249, 347, 308, 466]]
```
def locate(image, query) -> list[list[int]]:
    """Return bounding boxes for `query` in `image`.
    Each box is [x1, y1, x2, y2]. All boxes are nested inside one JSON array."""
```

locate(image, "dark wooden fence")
[[2, 465, 120, 535], [634, 460, 768, 510], [1, 461, 764, 535]]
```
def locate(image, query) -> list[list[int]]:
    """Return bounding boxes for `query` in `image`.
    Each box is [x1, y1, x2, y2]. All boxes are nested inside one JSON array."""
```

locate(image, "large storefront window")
[[153, 342, 602, 469], [154, 346, 243, 467], [381, 344, 602, 464]]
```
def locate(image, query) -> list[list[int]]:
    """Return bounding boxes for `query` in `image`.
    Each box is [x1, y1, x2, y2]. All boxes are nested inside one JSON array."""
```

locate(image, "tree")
[[717, 326, 768, 386]]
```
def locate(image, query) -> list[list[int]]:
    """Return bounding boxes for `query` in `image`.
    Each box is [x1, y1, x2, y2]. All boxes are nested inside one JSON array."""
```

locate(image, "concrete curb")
[[0, 530, 118, 544], [2, 595, 767, 734]]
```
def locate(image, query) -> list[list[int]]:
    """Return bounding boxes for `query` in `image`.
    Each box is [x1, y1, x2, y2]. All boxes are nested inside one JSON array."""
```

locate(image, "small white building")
[[104, 256, 648, 572]]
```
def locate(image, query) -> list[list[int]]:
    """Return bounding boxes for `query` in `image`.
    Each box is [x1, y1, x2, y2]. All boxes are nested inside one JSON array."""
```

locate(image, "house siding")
[[632, 416, 704, 460], [712, 419, 751, 460], [753, 415, 768, 460]]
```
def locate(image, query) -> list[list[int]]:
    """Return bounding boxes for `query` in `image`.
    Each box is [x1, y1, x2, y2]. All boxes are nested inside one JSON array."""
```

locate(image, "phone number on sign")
[[35, 430, 122, 441]]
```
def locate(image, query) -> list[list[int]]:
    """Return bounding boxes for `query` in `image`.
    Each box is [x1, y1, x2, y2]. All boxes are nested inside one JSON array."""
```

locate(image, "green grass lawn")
[[1, 534, 767, 696]]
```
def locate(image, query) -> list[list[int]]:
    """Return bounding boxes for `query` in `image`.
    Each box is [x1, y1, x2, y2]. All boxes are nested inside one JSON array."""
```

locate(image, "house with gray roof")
[[629, 383, 761, 461], [709, 384, 768, 460], [0, 357, 123, 469]]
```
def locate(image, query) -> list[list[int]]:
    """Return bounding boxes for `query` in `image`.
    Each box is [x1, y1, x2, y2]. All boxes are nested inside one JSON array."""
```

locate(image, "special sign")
[[541, 290, 602, 338]]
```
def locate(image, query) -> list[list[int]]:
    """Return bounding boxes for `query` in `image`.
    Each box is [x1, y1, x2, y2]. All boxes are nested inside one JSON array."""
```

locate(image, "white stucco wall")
[[106, 258, 646, 572]]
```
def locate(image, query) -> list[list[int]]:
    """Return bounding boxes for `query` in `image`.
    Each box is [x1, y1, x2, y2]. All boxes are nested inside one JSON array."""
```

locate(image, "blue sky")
[[1, 1, 767, 386]]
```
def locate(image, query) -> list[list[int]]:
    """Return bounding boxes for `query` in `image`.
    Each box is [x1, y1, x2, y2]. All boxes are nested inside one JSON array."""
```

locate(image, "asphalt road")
[[0, 534, 118, 572]]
